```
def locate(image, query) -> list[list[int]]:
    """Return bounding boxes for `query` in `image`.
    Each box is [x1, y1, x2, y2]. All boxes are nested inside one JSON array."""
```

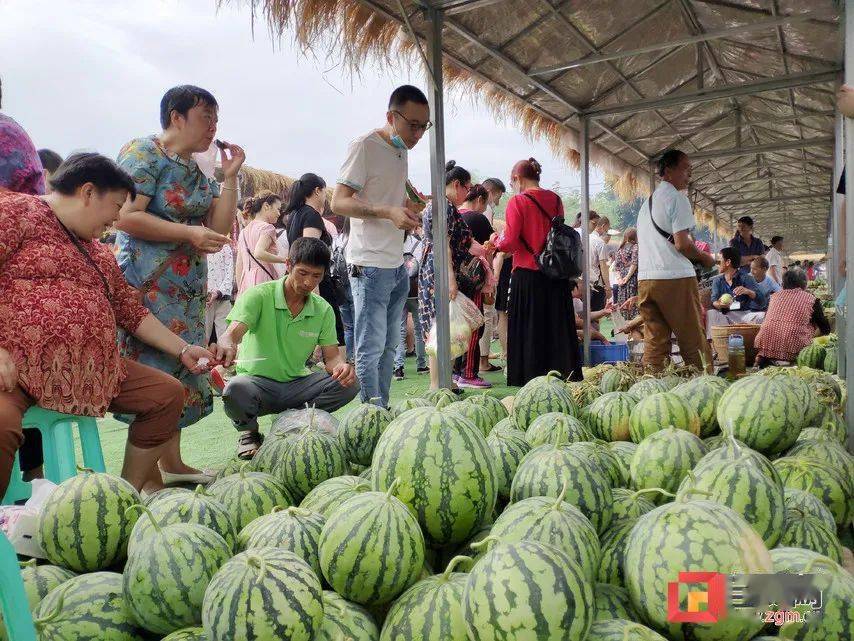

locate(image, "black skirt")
[[507, 268, 581, 386], [495, 257, 513, 313]]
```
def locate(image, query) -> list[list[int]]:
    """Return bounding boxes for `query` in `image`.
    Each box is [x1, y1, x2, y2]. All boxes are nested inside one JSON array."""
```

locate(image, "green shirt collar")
[[274, 277, 318, 319]]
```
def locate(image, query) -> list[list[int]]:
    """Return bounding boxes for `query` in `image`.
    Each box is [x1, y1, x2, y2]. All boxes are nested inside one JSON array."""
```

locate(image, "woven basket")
[[711, 323, 760, 366]]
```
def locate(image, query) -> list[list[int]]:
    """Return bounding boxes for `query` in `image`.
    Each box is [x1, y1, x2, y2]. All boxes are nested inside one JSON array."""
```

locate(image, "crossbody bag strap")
[[53, 214, 112, 299], [243, 232, 277, 280], [647, 195, 674, 244], [517, 193, 557, 257]]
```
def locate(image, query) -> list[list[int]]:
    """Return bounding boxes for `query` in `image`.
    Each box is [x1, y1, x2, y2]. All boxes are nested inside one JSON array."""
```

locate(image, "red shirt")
[[0, 192, 150, 416], [495, 188, 564, 271]]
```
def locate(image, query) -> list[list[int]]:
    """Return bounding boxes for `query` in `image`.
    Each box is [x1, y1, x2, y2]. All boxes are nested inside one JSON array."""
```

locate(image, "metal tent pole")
[[844, 0, 854, 450], [712, 204, 719, 253], [580, 116, 591, 366], [425, 4, 452, 389], [834, 113, 846, 377]]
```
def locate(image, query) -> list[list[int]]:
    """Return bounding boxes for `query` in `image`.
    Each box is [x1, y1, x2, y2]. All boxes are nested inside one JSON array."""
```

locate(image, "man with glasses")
[[331, 85, 429, 407]]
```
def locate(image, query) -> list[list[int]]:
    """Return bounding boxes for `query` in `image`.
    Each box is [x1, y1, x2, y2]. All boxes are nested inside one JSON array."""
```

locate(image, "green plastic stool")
[[0, 533, 37, 641]]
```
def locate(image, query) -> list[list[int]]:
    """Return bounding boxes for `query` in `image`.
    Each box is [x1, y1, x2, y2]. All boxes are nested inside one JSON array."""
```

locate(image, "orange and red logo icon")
[[667, 572, 728, 623]]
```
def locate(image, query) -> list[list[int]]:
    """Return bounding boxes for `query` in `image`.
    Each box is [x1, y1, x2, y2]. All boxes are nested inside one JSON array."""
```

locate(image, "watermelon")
[[824, 345, 838, 374], [251, 432, 295, 474], [33, 572, 146, 640], [627, 377, 669, 401], [207, 466, 294, 531], [599, 367, 635, 393], [319, 484, 425, 605], [759, 368, 828, 428], [596, 518, 636, 587], [371, 406, 497, 546], [592, 584, 638, 622], [717, 375, 805, 455], [567, 380, 602, 408], [585, 619, 667, 640], [510, 440, 614, 534], [489, 485, 601, 580], [463, 539, 594, 641], [693, 436, 780, 484], [783, 488, 837, 532], [702, 434, 728, 451], [272, 406, 338, 436], [467, 392, 509, 426], [778, 511, 844, 562], [129, 484, 239, 552], [123, 512, 232, 635], [390, 396, 433, 418], [586, 392, 636, 442], [628, 392, 700, 443], [379, 556, 469, 641], [525, 411, 591, 447], [488, 416, 517, 435], [37, 472, 140, 573], [624, 500, 772, 641], [485, 426, 530, 500], [773, 456, 853, 526], [359, 467, 373, 481], [448, 525, 492, 572], [238, 506, 325, 575], [215, 457, 249, 480], [676, 457, 785, 547], [629, 428, 706, 501], [445, 401, 495, 436], [161, 629, 207, 640], [142, 486, 191, 507], [300, 475, 371, 517], [572, 440, 627, 487], [607, 441, 637, 482], [338, 402, 393, 466], [671, 375, 729, 437], [275, 426, 348, 500], [813, 405, 847, 443], [512, 371, 578, 429], [0, 560, 75, 641], [787, 439, 854, 483], [797, 342, 826, 369], [202, 548, 323, 641], [422, 388, 457, 408], [610, 488, 656, 523], [795, 427, 839, 444], [316, 591, 378, 641]]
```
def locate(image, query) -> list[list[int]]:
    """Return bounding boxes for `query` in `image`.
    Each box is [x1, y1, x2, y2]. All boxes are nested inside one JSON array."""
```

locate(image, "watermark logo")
[[667, 572, 727, 623]]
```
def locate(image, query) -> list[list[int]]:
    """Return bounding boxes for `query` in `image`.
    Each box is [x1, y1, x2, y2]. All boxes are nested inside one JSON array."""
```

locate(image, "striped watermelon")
[[629, 392, 700, 443], [814, 405, 847, 443], [251, 431, 295, 474], [525, 411, 591, 447], [512, 371, 578, 430], [778, 510, 844, 563], [586, 392, 636, 442], [607, 441, 637, 483], [129, 484, 238, 552], [489, 484, 601, 580], [467, 392, 509, 426], [379, 556, 469, 641], [319, 484, 425, 605], [489, 416, 517, 435], [629, 428, 706, 501], [33, 572, 145, 641], [701, 434, 728, 451], [485, 426, 530, 500], [824, 344, 838, 374], [572, 440, 627, 487], [599, 367, 635, 393], [694, 436, 780, 484], [624, 500, 772, 641], [511, 441, 614, 534], [592, 584, 638, 622], [422, 388, 457, 408], [37, 472, 140, 573], [759, 368, 826, 428], [143, 486, 191, 507], [657, 374, 684, 390], [463, 539, 593, 641], [359, 467, 373, 481], [215, 457, 249, 480], [774, 456, 853, 526], [123, 516, 232, 635], [207, 466, 294, 532], [390, 396, 432, 418], [316, 591, 379, 641], [0, 560, 75, 641], [787, 439, 854, 483], [717, 374, 805, 455], [299, 475, 371, 518], [238, 506, 325, 575], [161, 628, 207, 640], [448, 525, 492, 572], [671, 375, 729, 437], [202, 548, 323, 641], [797, 342, 826, 369], [796, 427, 839, 444], [276, 426, 348, 500], [783, 488, 837, 532], [610, 488, 657, 523], [596, 517, 636, 587], [338, 402, 393, 466], [371, 406, 497, 546], [627, 378, 669, 401], [585, 619, 667, 640], [445, 401, 495, 436]]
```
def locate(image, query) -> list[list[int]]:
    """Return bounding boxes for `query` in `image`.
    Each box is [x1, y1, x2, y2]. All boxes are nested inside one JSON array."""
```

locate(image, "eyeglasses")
[[393, 111, 433, 133]]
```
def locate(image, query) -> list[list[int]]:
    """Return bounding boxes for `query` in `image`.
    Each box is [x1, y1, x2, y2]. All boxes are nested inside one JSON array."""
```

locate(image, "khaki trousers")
[[638, 277, 713, 372]]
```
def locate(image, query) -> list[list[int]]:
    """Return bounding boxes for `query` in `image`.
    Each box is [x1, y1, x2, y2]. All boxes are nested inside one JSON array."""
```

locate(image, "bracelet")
[[221, 186, 237, 192], [177, 344, 192, 361]]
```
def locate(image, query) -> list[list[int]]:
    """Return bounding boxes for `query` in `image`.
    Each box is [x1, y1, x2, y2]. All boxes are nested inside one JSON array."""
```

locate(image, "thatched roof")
[[239, 164, 296, 197]]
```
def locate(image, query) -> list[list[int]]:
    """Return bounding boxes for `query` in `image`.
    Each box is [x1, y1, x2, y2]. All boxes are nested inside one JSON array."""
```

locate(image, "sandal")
[[237, 431, 264, 460], [481, 363, 502, 372]]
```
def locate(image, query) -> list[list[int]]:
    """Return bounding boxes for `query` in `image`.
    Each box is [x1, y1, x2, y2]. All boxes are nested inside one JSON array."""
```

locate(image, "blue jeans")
[[339, 277, 355, 362], [350, 264, 409, 407], [394, 297, 427, 370]]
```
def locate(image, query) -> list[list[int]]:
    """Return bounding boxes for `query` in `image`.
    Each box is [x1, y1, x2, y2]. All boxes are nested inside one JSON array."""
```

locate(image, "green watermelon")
[[207, 466, 294, 531], [693, 436, 780, 483], [512, 371, 578, 429], [390, 396, 433, 418], [592, 584, 638, 622], [161, 628, 207, 640], [629, 392, 700, 443], [485, 426, 530, 500], [467, 392, 509, 426], [129, 484, 238, 552], [773, 456, 853, 526], [463, 539, 593, 641], [783, 488, 837, 532], [629, 428, 706, 501], [573, 440, 627, 487], [338, 402, 393, 466], [275, 426, 348, 500], [525, 411, 591, 447], [359, 467, 373, 481], [778, 511, 844, 563], [251, 431, 295, 473], [371, 406, 497, 546], [490, 484, 600, 580], [797, 342, 826, 369], [379, 556, 469, 641], [701, 434, 728, 451], [610, 488, 657, 523], [319, 485, 425, 605], [422, 388, 457, 408], [0, 560, 75, 641], [203, 548, 323, 641], [488, 416, 517, 435], [238, 506, 325, 575], [717, 375, 805, 455], [586, 392, 636, 442], [299, 475, 371, 517], [142, 486, 191, 507], [671, 375, 729, 437], [596, 517, 636, 587], [823, 344, 839, 374], [627, 378, 669, 401], [510, 441, 614, 534], [448, 525, 492, 572], [445, 401, 495, 436], [813, 405, 847, 443], [37, 472, 140, 573], [585, 619, 667, 640], [624, 500, 772, 641], [33, 572, 146, 640], [795, 427, 839, 444], [599, 367, 635, 393], [764, 368, 829, 426], [316, 591, 378, 641], [123, 515, 232, 635], [607, 441, 637, 483], [787, 439, 854, 483]]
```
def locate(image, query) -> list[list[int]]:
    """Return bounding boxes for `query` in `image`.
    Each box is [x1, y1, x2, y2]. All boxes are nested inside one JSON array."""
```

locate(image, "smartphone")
[[214, 139, 227, 150]]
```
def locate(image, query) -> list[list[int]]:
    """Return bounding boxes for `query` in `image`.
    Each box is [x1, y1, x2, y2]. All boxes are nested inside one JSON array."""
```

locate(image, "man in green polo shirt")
[[220, 238, 358, 458]]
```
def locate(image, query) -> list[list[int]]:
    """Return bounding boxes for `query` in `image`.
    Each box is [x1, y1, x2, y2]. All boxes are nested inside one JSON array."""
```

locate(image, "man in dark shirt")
[[706, 247, 766, 342], [729, 216, 765, 274]]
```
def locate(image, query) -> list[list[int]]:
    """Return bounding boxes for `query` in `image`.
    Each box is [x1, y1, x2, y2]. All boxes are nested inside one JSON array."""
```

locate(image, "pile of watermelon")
[[797, 333, 840, 374], [5, 367, 852, 641]]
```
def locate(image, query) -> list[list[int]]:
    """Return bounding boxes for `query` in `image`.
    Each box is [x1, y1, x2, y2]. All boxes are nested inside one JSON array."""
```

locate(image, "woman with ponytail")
[[235, 190, 285, 296]]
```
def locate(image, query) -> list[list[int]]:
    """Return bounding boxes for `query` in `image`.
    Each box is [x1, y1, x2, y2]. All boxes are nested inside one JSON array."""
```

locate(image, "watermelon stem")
[[75, 465, 95, 474], [469, 535, 499, 553], [631, 488, 675, 500], [33, 585, 68, 628], [443, 555, 473, 578], [553, 480, 569, 509], [18, 558, 37, 570], [385, 478, 401, 499], [247, 553, 268, 579], [239, 461, 252, 478], [285, 506, 315, 517], [125, 503, 162, 533], [193, 484, 207, 496]]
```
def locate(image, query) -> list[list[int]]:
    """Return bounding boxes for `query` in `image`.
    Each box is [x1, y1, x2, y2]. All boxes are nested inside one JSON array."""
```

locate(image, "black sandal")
[[237, 431, 264, 460]]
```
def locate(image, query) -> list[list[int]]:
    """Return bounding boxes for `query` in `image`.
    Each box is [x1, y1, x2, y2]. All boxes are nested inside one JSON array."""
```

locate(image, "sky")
[[0, 0, 604, 195]]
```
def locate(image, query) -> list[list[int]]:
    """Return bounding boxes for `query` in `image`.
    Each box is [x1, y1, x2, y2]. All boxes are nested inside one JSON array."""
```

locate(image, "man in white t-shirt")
[[637, 149, 715, 372], [587, 212, 610, 311], [765, 235, 784, 285], [331, 85, 427, 407]]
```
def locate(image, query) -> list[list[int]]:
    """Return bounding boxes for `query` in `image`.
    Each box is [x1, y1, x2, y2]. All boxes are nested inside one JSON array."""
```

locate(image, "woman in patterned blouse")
[[0, 154, 224, 496], [114, 86, 244, 485]]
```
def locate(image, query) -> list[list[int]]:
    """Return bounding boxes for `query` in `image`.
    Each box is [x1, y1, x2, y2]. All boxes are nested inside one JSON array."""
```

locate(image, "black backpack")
[[519, 193, 583, 280]]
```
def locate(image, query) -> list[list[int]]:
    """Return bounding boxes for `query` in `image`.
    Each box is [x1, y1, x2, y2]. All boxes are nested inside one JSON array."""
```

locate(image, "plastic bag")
[[271, 406, 339, 437], [426, 292, 485, 359]]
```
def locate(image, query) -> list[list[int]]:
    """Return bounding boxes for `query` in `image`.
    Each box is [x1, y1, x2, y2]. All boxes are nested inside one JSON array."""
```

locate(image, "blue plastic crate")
[[579, 342, 629, 365]]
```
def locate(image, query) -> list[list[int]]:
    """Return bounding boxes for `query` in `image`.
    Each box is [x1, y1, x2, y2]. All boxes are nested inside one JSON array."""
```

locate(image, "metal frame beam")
[[433, 0, 508, 14], [580, 117, 591, 366], [716, 193, 830, 207], [683, 136, 834, 161]]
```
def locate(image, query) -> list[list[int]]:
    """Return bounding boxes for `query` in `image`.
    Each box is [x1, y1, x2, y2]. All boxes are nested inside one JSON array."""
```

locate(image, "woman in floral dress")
[[115, 85, 244, 484], [613, 227, 639, 320]]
